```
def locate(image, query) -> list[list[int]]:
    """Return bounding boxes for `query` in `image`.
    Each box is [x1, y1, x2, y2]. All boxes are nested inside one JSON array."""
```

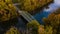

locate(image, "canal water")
[[34, 0, 60, 24], [15, 0, 60, 30]]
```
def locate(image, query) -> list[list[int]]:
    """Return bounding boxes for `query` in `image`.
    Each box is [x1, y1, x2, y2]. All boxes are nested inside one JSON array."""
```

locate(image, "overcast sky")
[[44, 0, 60, 12]]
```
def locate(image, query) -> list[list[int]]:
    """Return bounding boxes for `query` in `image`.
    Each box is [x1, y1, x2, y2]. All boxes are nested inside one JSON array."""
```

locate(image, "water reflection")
[[44, 0, 60, 12], [17, 0, 60, 25], [34, 0, 60, 24]]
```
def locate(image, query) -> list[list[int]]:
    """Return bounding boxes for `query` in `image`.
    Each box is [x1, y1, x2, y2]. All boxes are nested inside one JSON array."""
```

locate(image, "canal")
[[15, 0, 60, 32], [0, 0, 60, 33], [16, 0, 60, 28], [33, 0, 60, 24]]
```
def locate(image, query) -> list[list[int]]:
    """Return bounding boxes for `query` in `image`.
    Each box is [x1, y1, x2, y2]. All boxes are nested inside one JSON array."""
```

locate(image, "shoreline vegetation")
[[17, 0, 53, 15], [0, 0, 60, 34]]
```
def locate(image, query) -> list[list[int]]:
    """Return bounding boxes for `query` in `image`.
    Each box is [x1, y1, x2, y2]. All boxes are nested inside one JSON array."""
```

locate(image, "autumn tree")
[[18, 0, 41, 12], [0, 0, 18, 22], [43, 8, 60, 34], [27, 20, 53, 34], [5, 26, 20, 34], [18, 0, 53, 13], [27, 20, 40, 34], [0, 0, 18, 34]]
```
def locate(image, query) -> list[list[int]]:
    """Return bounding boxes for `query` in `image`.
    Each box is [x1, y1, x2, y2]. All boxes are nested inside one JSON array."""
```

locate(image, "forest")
[[0, 0, 60, 34]]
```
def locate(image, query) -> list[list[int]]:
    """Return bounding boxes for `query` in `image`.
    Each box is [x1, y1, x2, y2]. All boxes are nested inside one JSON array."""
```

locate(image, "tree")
[[0, 1, 18, 33], [44, 26, 53, 34], [5, 26, 20, 34], [0, 0, 18, 22], [43, 8, 60, 34], [27, 20, 40, 34], [18, 0, 41, 12], [18, 0, 53, 13], [27, 20, 53, 34]]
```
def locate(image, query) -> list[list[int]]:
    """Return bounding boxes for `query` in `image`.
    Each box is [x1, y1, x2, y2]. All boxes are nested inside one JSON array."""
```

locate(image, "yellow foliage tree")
[[0, 0, 18, 22], [27, 20, 53, 34], [5, 27, 20, 34], [18, 0, 53, 13], [38, 25, 53, 34], [43, 9, 60, 34], [18, 0, 40, 12], [27, 20, 40, 34], [44, 26, 53, 34]]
